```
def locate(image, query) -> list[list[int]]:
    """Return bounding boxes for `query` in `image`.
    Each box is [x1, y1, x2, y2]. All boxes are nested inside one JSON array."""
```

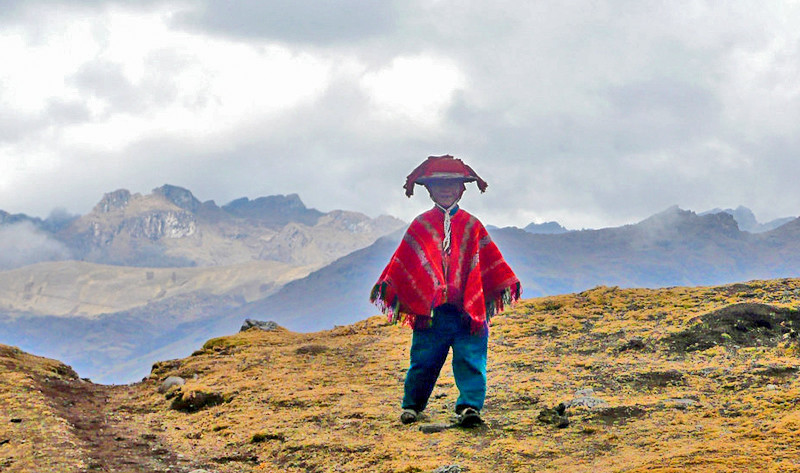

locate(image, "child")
[[370, 155, 521, 427]]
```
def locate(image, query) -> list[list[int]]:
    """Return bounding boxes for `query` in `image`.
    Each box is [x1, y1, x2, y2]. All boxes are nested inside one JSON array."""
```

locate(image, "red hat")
[[403, 155, 488, 197]]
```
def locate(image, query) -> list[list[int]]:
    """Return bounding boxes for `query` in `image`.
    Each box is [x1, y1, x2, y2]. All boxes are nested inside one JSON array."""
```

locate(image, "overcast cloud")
[[0, 222, 72, 270], [1, 0, 799, 229]]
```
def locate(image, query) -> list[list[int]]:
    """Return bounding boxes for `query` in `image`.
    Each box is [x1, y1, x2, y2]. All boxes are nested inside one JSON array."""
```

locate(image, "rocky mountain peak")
[[152, 185, 201, 213], [94, 189, 132, 213], [729, 206, 758, 230], [701, 206, 796, 233], [0, 210, 38, 226], [224, 193, 305, 212], [222, 193, 323, 226], [635, 205, 740, 240], [524, 221, 569, 234]]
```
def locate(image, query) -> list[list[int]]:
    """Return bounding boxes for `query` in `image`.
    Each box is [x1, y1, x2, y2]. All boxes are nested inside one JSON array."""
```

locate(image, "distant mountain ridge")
[[520, 205, 793, 236], [221, 193, 324, 226], [0, 185, 405, 270], [524, 221, 569, 234], [235, 205, 800, 333], [0, 185, 405, 382], [2, 199, 798, 384], [52, 184, 404, 268], [699, 205, 795, 233]]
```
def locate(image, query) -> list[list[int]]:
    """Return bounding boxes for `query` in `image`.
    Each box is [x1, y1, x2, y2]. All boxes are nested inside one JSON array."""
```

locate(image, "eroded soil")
[[34, 378, 190, 473]]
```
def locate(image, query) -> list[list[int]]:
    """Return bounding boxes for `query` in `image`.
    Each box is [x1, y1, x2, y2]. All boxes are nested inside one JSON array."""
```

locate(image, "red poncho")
[[371, 207, 521, 332]]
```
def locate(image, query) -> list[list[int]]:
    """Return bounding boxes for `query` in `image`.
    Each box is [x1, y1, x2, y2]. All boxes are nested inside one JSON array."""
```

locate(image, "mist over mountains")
[[698, 205, 795, 233], [0, 190, 798, 384]]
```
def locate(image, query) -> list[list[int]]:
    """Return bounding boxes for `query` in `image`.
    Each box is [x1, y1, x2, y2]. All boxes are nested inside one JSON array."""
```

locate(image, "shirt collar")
[[435, 204, 459, 216]]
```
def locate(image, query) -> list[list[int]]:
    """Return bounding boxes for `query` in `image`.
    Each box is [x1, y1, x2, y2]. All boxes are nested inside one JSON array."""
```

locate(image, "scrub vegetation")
[[3, 278, 800, 472]]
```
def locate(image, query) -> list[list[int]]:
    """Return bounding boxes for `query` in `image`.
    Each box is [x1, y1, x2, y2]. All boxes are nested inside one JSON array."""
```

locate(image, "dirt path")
[[37, 377, 192, 473]]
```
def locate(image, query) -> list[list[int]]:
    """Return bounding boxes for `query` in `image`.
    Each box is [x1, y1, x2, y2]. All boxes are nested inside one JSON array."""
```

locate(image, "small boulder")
[[420, 423, 454, 434], [432, 465, 463, 473], [158, 376, 186, 394], [661, 398, 699, 410], [240, 319, 280, 332], [566, 388, 609, 409]]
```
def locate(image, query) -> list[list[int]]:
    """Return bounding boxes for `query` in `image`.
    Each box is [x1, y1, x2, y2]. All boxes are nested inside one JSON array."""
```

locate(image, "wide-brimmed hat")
[[403, 155, 488, 197]]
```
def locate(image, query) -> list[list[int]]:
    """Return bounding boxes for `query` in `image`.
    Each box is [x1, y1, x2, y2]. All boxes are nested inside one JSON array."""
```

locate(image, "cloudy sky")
[[1, 0, 799, 229]]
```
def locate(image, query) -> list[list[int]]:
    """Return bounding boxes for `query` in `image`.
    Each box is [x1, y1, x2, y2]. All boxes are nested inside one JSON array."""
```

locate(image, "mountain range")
[[0, 185, 404, 383], [521, 205, 793, 235], [1, 189, 798, 384], [225, 205, 800, 334], [2, 184, 403, 269]]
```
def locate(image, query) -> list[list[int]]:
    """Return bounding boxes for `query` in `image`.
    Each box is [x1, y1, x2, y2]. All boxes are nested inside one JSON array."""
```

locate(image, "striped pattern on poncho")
[[370, 207, 521, 333]]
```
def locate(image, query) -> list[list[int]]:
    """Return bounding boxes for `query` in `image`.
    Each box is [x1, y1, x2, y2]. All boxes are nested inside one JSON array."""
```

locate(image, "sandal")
[[400, 409, 419, 424], [456, 407, 483, 427]]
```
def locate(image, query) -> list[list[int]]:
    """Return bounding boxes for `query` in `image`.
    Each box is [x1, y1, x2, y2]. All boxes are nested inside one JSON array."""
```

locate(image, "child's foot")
[[400, 409, 419, 424], [456, 407, 483, 427]]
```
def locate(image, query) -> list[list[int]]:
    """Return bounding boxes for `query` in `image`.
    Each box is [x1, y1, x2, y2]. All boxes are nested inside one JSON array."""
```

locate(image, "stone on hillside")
[[568, 396, 608, 409], [240, 319, 280, 332], [432, 465, 463, 473], [566, 388, 609, 409], [661, 398, 699, 410], [420, 423, 454, 434], [158, 376, 186, 394]]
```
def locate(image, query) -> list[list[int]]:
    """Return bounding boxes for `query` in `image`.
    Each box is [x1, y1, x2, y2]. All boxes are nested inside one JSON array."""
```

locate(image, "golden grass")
[[5, 278, 800, 472], [0, 346, 87, 472]]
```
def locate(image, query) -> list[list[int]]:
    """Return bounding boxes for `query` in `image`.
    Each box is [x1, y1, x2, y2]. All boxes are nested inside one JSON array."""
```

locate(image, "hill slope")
[[228, 229, 403, 332], [3, 278, 800, 472]]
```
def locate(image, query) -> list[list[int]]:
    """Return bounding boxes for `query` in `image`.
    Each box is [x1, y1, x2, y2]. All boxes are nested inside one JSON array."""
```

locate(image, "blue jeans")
[[402, 304, 488, 413]]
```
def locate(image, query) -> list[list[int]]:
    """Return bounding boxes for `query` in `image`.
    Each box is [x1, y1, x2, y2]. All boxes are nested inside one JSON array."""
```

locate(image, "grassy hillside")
[[0, 260, 313, 318], [4, 278, 800, 472], [0, 346, 81, 472]]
